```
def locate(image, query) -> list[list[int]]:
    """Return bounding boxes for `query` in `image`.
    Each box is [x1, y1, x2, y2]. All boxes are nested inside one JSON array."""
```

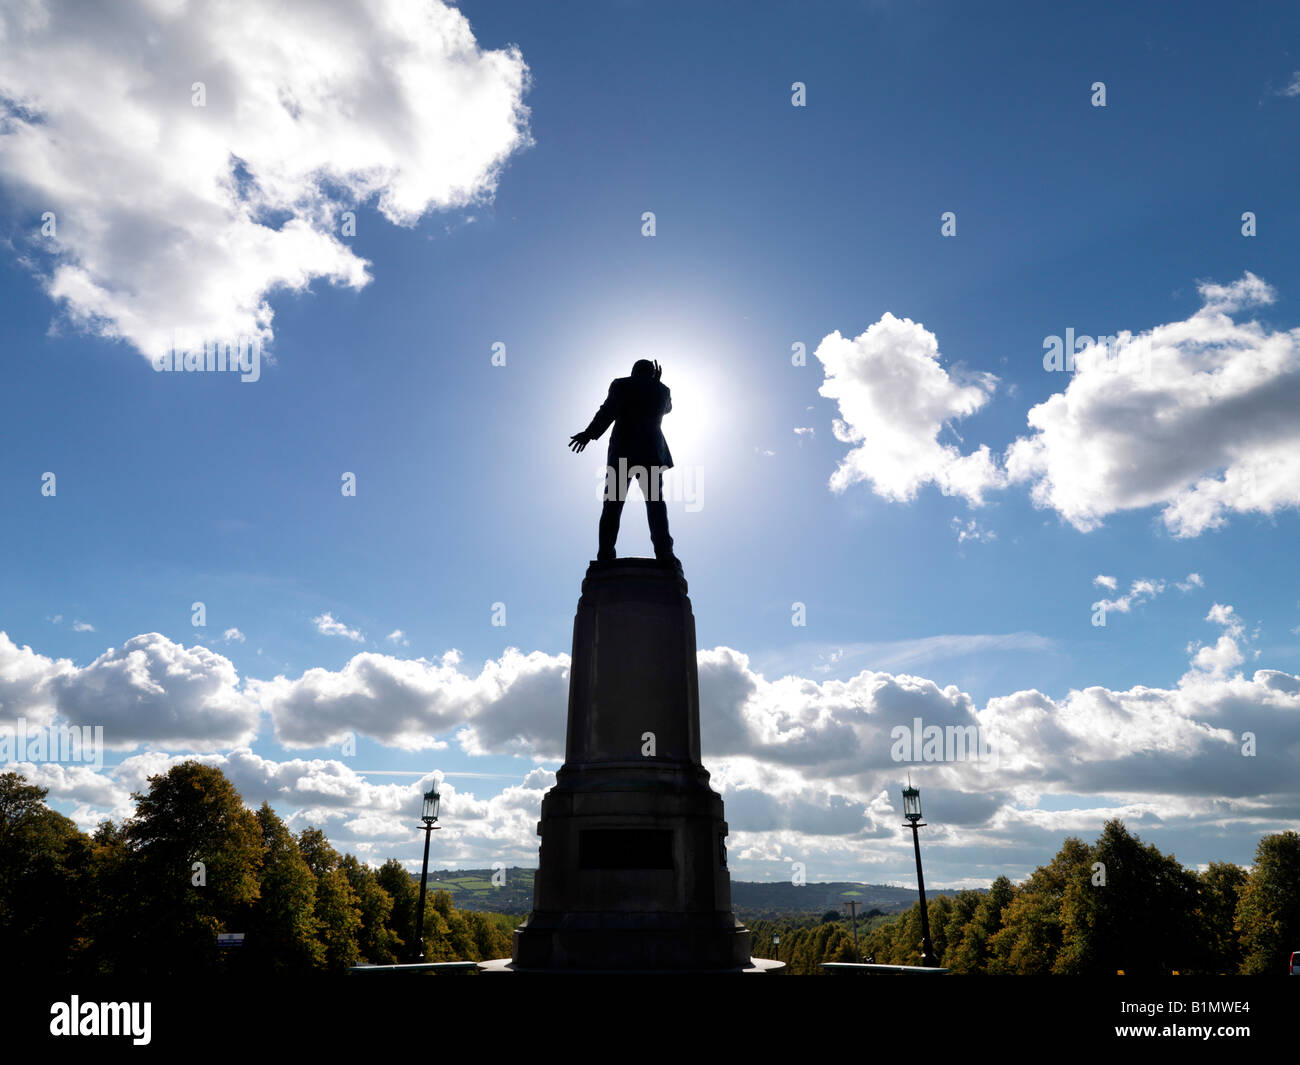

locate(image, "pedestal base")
[[510, 559, 770, 971], [511, 761, 753, 970]]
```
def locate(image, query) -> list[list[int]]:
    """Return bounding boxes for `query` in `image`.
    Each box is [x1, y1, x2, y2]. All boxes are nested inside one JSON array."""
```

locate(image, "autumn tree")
[[1236, 830, 1300, 975], [376, 857, 418, 959], [987, 836, 1092, 974], [121, 761, 263, 975], [341, 854, 400, 964], [298, 827, 362, 972], [0, 772, 91, 977], [1055, 820, 1201, 975], [948, 875, 1013, 974], [1192, 862, 1247, 974], [245, 803, 324, 973]]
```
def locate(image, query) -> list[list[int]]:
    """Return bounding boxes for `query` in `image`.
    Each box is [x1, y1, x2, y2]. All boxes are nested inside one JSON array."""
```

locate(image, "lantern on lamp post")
[[413, 782, 442, 961], [901, 779, 939, 968]]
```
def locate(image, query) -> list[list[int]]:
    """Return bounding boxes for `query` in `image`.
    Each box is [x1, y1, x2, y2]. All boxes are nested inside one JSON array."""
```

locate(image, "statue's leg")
[[642, 466, 675, 559], [598, 464, 626, 560]]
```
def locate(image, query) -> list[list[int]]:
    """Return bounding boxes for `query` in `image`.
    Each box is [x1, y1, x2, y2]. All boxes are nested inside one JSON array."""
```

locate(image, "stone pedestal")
[[500, 559, 771, 972]]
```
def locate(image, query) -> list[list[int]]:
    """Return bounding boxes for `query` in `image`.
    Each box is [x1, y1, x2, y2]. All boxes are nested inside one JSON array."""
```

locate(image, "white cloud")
[[1093, 577, 1166, 618], [815, 312, 1002, 505], [817, 276, 1300, 539], [386, 629, 410, 647], [1189, 636, 1244, 676], [71, 620, 95, 632], [223, 627, 245, 643], [951, 517, 996, 543], [8, 620, 1300, 884], [313, 613, 365, 643], [1205, 602, 1244, 638], [0, 0, 532, 361], [1196, 273, 1276, 314], [48, 633, 260, 749], [1093, 573, 1204, 620], [251, 646, 569, 756], [0, 632, 76, 727], [1187, 603, 1249, 677], [10, 762, 134, 825], [1280, 71, 1300, 97], [1007, 272, 1300, 536]]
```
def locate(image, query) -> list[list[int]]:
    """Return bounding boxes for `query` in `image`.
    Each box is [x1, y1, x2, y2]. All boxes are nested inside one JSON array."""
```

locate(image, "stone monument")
[[481, 558, 778, 972]]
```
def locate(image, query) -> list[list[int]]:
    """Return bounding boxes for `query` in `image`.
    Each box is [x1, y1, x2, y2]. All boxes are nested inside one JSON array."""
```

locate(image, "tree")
[[376, 858, 418, 959], [341, 854, 400, 964], [949, 876, 1014, 974], [988, 836, 1092, 974], [297, 826, 340, 878], [121, 761, 263, 975], [927, 893, 965, 964], [83, 819, 140, 975], [0, 772, 91, 977], [297, 827, 362, 972], [245, 803, 324, 973], [423, 888, 478, 962], [1236, 831, 1300, 974], [1193, 862, 1247, 974], [1055, 820, 1201, 975]]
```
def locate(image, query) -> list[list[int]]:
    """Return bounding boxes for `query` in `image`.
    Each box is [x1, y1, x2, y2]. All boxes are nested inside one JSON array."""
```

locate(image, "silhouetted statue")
[[569, 359, 680, 569]]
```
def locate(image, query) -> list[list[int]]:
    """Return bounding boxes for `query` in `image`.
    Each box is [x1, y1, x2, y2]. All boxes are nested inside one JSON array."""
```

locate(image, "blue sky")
[[3, 0, 1300, 888]]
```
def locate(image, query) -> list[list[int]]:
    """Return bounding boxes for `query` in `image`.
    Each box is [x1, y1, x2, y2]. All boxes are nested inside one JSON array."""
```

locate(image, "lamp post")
[[902, 781, 939, 968], [843, 900, 863, 963], [412, 783, 441, 962]]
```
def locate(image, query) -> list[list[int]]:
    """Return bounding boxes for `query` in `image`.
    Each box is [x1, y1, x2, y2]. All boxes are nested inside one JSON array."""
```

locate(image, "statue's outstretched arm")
[[569, 383, 617, 453]]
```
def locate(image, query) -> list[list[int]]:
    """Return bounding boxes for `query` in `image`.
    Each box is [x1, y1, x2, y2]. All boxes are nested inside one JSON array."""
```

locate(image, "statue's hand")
[[569, 432, 591, 453], [653, 360, 662, 381]]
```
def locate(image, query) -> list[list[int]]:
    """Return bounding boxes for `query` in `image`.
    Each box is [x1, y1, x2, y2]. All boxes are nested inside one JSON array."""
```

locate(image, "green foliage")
[[1193, 862, 1247, 974], [313, 867, 363, 972], [297, 826, 341, 878], [376, 857, 418, 958], [1053, 820, 1203, 975], [0, 772, 91, 976], [0, 763, 523, 975], [4, 763, 1294, 976], [1236, 830, 1300, 974], [948, 875, 1013, 974], [341, 854, 400, 964], [754, 822, 1256, 976], [987, 836, 1092, 974], [245, 803, 324, 973], [120, 761, 265, 976]]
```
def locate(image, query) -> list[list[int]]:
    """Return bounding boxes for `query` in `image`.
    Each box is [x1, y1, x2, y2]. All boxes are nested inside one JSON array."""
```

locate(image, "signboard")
[[217, 933, 245, 948]]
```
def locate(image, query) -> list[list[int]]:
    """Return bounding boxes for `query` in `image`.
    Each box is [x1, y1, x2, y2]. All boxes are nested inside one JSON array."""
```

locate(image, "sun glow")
[[581, 341, 737, 472]]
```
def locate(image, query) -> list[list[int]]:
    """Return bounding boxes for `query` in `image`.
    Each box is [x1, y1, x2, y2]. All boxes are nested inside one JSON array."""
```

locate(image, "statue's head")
[[631, 359, 655, 378]]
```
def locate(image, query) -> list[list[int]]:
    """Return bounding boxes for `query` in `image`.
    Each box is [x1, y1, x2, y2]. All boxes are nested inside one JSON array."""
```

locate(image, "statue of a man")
[[569, 359, 680, 569]]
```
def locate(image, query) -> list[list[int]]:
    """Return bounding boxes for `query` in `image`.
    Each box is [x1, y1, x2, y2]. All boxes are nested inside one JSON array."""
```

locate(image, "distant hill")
[[419, 868, 535, 915], [416, 868, 968, 920], [730, 879, 966, 919]]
